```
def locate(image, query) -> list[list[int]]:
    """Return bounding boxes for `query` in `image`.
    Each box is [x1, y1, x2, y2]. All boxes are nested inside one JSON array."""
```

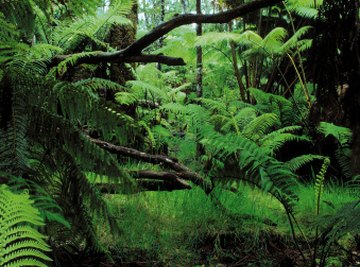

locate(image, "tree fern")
[[261, 27, 288, 55], [285, 0, 324, 19], [0, 0, 144, 261], [204, 132, 300, 211], [0, 185, 52, 267], [182, 104, 299, 210], [0, 70, 31, 176], [0, 51, 135, 256], [280, 26, 313, 52], [183, 101, 316, 204]]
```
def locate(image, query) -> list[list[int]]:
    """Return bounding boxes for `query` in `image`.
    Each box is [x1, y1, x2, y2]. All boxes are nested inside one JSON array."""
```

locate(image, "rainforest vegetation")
[[0, 0, 359, 266]]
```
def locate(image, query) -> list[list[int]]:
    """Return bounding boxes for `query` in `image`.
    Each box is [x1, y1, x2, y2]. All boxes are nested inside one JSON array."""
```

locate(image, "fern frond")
[[0, 1, 36, 39], [201, 131, 299, 210], [261, 27, 288, 55], [261, 133, 311, 156], [286, 0, 323, 19], [238, 30, 263, 48], [315, 158, 330, 215], [197, 98, 228, 114], [6, 176, 70, 229], [242, 113, 280, 141], [0, 12, 19, 42], [195, 32, 242, 46], [285, 154, 325, 172], [318, 122, 352, 146], [296, 39, 313, 52], [52, 0, 134, 51], [115, 91, 139, 105], [335, 147, 352, 179], [74, 77, 124, 91], [249, 88, 296, 125], [128, 80, 170, 103], [0, 185, 52, 267], [345, 175, 360, 191], [318, 200, 360, 256], [0, 70, 30, 175], [281, 26, 313, 52], [232, 107, 258, 131]]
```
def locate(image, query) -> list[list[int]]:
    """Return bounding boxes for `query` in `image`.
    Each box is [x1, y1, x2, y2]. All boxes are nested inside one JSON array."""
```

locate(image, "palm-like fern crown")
[[0, 0, 137, 257], [285, 0, 324, 19], [196, 25, 312, 57]]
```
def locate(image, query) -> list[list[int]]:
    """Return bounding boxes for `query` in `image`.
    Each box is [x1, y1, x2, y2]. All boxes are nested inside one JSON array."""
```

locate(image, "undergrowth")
[[98, 184, 359, 266]]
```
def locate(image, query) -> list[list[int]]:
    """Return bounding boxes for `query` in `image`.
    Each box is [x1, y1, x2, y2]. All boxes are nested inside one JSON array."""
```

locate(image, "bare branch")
[[124, 0, 281, 55], [52, 0, 281, 67], [88, 136, 213, 193], [51, 53, 185, 67], [97, 170, 191, 193]]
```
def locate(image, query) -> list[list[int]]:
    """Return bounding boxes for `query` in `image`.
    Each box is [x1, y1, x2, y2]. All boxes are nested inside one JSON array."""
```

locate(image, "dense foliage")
[[0, 0, 359, 266]]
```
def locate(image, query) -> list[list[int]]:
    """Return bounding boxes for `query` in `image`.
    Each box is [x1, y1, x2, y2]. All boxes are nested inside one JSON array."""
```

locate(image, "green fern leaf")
[[0, 185, 52, 267], [285, 154, 325, 172], [242, 113, 280, 141]]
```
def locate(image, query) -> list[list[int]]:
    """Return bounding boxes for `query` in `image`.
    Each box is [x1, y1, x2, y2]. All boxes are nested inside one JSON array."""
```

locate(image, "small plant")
[[313, 157, 330, 266]]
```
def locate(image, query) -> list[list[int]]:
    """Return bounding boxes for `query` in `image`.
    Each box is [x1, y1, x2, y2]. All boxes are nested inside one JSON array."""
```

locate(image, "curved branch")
[[52, 0, 281, 66], [124, 0, 281, 55]]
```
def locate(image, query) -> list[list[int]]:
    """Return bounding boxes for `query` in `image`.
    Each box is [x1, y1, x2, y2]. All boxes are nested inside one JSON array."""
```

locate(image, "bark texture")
[[108, 1, 138, 85]]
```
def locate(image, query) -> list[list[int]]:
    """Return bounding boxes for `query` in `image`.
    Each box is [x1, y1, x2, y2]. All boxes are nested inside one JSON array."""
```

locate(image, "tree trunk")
[[108, 1, 138, 86], [310, 0, 360, 175], [228, 22, 247, 101], [196, 0, 203, 97], [157, 0, 166, 70]]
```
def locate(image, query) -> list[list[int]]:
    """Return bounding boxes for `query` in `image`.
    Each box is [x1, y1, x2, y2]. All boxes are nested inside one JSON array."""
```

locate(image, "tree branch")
[[97, 170, 191, 193], [97, 180, 189, 193], [52, 0, 281, 67], [51, 53, 185, 67], [124, 0, 281, 55], [133, 170, 191, 188], [87, 136, 213, 193]]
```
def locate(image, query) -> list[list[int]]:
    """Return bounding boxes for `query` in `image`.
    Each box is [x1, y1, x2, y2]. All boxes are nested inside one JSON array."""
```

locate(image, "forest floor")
[[85, 184, 360, 267]]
